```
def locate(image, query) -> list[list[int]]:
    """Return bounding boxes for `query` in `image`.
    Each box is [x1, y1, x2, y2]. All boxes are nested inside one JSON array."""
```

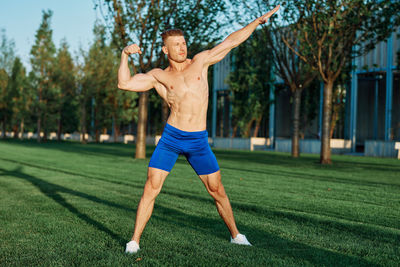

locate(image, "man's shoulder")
[[148, 68, 164, 74], [193, 50, 210, 61]]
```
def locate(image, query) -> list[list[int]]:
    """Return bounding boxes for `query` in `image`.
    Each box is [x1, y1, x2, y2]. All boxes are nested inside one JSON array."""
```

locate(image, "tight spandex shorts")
[[149, 123, 220, 175]]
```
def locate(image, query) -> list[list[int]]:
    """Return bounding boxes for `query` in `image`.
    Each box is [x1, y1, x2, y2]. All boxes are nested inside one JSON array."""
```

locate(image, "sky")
[[0, 0, 100, 68]]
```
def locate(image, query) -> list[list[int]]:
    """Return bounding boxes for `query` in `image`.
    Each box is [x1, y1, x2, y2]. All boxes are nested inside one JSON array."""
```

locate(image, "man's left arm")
[[198, 5, 280, 66]]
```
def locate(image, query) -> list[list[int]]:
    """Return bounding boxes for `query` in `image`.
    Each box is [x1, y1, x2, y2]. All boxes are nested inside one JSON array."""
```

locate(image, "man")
[[118, 5, 280, 254]]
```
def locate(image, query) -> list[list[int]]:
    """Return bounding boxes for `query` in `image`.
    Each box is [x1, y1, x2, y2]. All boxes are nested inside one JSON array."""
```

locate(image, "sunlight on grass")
[[0, 139, 399, 266]]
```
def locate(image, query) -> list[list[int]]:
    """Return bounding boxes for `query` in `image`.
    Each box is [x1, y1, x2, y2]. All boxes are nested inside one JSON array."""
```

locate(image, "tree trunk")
[[320, 80, 333, 164], [80, 100, 87, 144], [37, 115, 41, 143], [232, 123, 238, 138], [37, 86, 42, 143], [95, 107, 99, 143], [43, 114, 47, 142], [20, 119, 24, 139], [244, 118, 255, 138], [2, 117, 6, 139], [113, 114, 119, 142], [95, 128, 100, 143], [135, 91, 149, 159], [13, 125, 18, 139], [330, 107, 338, 139], [291, 89, 302, 158], [57, 111, 62, 141], [253, 116, 262, 137]]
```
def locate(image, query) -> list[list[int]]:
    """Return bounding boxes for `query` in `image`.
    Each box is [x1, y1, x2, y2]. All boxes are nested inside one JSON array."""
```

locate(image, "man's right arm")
[[195, 5, 280, 67], [118, 44, 158, 92]]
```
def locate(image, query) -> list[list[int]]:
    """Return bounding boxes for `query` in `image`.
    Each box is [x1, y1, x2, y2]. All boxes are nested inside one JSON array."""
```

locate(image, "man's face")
[[163, 36, 187, 63]]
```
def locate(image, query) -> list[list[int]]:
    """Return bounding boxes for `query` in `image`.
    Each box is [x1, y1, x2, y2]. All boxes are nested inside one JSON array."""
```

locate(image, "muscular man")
[[119, 5, 280, 254]]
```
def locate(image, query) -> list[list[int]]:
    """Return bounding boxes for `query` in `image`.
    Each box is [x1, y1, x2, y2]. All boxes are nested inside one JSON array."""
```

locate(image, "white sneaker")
[[125, 240, 140, 253], [230, 233, 252, 246]]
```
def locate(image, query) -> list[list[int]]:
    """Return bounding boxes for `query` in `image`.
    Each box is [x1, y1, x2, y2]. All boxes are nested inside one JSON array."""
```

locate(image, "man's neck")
[[168, 58, 190, 72]]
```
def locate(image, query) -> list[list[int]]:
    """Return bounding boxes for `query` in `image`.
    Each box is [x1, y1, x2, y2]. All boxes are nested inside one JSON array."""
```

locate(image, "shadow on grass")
[[0, 166, 131, 247], [151, 203, 380, 267], [3, 139, 399, 180], [2, 154, 398, 235], [214, 149, 400, 172], [0, 138, 156, 159], [3, 153, 399, 192], [157, 188, 400, 243], [0, 156, 145, 189], [220, 165, 400, 188], [0, 165, 385, 265]]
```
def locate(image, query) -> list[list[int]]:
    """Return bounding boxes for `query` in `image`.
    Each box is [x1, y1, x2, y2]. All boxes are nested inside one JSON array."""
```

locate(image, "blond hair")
[[161, 29, 184, 44]]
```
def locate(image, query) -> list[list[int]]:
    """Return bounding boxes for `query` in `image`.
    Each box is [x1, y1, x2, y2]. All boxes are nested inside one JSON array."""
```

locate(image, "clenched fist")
[[123, 44, 142, 55]]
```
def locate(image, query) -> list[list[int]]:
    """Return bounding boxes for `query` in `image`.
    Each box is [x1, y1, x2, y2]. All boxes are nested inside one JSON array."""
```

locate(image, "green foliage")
[[53, 39, 79, 133], [0, 29, 15, 75], [82, 24, 137, 139], [98, 0, 228, 70], [82, 24, 113, 136], [228, 30, 272, 137], [299, 79, 320, 137], [272, 0, 400, 162], [289, 0, 400, 80], [0, 29, 16, 133], [30, 10, 56, 76], [0, 68, 10, 132], [29, 10, 57, 137], [8, 57, 32, 134], [97, 0, 231, 136]]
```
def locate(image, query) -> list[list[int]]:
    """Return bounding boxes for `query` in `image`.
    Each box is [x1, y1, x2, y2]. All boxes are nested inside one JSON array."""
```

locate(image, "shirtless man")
[[118, 5, 280, 253]]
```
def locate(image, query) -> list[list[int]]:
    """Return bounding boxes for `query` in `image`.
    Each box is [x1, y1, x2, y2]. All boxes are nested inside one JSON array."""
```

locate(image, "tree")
[[0, 69, 9, 138], [283, 0, 400, 164], [75, 47, 90, 144], [96, 0, 228, 158], [0, 29, 15, 74], [81, 24, 121, 142], [8, 57, 31, 138], [262, 6, 317, 157], [0, 29, 15, 138], [230, 0, 317, 156], [30, 10, 56, 142], [53, 39, 78, 140], [228, 30, 272, 138]]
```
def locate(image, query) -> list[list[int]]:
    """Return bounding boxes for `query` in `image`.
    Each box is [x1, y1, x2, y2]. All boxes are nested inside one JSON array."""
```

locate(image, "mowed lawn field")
[[0, 139, 399, 266]]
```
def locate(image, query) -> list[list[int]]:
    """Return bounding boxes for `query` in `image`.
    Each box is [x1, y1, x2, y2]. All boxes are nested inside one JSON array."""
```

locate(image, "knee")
[[143, 182, 161, 200], [143, 176, 163, 200], [208, 179, 220, 193], [206, 176, 226, 199]]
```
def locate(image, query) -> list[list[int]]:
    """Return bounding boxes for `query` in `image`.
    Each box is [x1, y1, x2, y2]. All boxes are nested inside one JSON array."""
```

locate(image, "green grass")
[[0, 139, 399, 266]]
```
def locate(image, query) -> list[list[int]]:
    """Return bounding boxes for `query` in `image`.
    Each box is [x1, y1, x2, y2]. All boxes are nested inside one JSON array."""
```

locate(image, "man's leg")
[[131, 167, 169, 244], [198, 170, 240, 239]]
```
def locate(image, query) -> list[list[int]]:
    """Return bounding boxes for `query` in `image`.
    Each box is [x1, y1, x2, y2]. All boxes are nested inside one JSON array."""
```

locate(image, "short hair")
[[161, 29, 184, 44]]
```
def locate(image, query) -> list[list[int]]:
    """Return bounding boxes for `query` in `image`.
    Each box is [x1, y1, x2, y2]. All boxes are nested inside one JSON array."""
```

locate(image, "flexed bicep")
[[118, 69, 162, 92], [117, 44, 160, 92], [118, 73, 156, 92]]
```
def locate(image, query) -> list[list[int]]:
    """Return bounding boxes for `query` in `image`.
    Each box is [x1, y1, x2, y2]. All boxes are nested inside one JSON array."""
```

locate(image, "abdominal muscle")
[[165, 85, 209, 132]]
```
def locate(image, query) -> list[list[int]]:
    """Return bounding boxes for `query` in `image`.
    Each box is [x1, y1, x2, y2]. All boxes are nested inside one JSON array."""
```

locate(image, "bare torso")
[[119, 6, 280, 134], [152, 58, 209, 132]]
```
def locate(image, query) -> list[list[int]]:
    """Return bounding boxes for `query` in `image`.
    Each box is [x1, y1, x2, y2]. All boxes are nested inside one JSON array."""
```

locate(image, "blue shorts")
[[149, 123, 220, 175]]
